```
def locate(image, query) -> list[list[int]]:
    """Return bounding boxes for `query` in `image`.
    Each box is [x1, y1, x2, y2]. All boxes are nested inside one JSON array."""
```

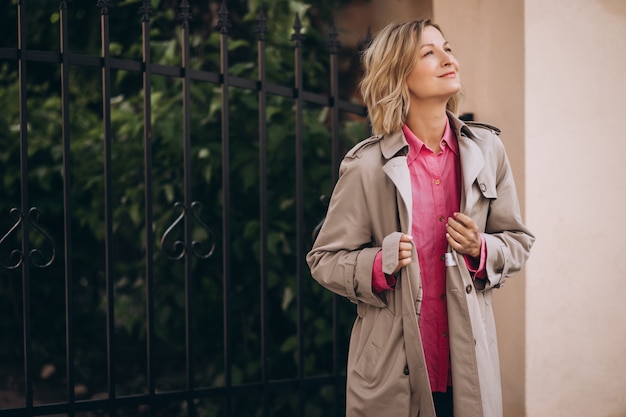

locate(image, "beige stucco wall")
[[437, 0, 626, 416], [337, 0, 626, 415], [524, 0, 626, 416], [434, 1, 528, 415], [334, 0, 432, 48]]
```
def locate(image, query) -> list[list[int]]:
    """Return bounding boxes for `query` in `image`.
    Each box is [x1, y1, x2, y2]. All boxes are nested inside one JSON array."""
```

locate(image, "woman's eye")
[[422, 51, 433, 57]]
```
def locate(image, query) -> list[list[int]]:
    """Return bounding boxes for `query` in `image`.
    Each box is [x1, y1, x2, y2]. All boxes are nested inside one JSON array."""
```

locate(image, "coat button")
[[465, 284, 473, 294], [480, 183, 487, 192], [403, 365, 409, 375]]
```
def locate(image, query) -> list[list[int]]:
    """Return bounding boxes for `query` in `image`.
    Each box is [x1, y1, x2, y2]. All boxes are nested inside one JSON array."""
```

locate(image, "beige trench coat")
[[306, 113, 534, 417]]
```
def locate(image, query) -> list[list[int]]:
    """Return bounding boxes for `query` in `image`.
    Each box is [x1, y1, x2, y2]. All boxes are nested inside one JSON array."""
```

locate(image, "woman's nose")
[[439, 50, 454, 66]]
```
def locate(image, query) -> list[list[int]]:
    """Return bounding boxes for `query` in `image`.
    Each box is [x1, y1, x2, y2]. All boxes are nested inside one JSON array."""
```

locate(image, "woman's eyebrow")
[[419, 41, 449, 49]]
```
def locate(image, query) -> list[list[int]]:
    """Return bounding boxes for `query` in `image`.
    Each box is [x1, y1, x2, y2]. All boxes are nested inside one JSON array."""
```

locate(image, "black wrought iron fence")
[[0, 1, 368, 416]]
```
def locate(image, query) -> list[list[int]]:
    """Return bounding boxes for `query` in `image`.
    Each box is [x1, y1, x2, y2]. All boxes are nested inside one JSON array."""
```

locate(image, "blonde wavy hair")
[[360, 19, 461, 136]]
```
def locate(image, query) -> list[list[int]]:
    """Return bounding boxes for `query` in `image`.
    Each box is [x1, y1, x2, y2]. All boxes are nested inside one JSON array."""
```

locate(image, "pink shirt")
[[372, 119, 486, 392]]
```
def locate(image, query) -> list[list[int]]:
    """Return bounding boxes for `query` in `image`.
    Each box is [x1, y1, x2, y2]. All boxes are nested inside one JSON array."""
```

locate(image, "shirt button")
[[435, 179, 441, 185], [440, 293, 446, 300], [442, 331, 449, 338], [466, 284, 473, 294], [440, 254, 445, 261], [439, 215, 445, 222]]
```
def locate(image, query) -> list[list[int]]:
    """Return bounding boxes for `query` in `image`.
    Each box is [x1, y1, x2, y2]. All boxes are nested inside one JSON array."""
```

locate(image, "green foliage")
[[0, 0, 368, 415]]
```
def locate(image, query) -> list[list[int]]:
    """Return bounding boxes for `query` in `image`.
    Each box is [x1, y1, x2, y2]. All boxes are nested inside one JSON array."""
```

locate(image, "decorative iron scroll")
[[0, 207, 56, 270], [160, 201, 215, 261]]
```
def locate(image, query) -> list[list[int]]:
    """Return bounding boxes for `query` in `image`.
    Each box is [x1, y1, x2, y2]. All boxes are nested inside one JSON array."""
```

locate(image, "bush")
[[0, 0, 368, 415]]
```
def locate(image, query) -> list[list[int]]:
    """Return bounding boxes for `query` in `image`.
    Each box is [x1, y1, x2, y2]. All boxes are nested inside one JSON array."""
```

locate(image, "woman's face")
[[406, 25, 461, 105]]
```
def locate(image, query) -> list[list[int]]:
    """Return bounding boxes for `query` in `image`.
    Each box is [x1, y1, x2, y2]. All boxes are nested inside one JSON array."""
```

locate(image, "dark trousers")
[[432, 387, 454, 417]]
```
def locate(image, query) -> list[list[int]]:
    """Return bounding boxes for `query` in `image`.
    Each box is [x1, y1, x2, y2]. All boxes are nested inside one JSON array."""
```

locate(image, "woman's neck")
[[405, 104, 449, 153]]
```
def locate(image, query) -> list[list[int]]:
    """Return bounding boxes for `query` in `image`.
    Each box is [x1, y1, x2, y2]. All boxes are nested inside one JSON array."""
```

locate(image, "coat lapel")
[[378, 121, 486, 231], [380, 131, 412, 232], [382, 157, 411, 231], [451, 117, 485, 214]]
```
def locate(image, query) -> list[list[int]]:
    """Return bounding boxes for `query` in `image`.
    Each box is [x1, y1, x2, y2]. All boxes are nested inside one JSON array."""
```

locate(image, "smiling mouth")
[[439, 72, 456, 78]]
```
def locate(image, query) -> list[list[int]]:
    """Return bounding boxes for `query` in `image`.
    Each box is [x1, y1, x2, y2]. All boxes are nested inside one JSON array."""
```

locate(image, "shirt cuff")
[[464, 234, 487, 279], [372, 250, 396, 293]]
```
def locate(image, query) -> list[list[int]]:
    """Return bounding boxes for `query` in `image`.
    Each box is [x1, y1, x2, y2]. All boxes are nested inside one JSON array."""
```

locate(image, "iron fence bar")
[[0, 4, 371, 415], [328, 27, 341, 184], [140, 1, 156, 416], [0, 47, 366, 115], [217, 2, 232, 415], [327, 24, 345, 417], [0, 48, 17, 59], [254, 7, 269, 417], [98, 1, 117, 416], [291, 13, 305, 416], [361, 29, 374, 136], [178, 1, 196, 416], [0, 373, 346, 417], [59, 1, 76, 415], [16, 1, 33, 414]]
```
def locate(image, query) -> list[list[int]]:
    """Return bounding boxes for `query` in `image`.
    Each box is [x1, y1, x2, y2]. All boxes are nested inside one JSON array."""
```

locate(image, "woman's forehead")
[[418, 25, 447, 45]]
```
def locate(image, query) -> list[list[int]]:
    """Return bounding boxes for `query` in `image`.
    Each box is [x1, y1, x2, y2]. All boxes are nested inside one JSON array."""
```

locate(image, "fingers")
[[394, 234, 413, 274], [446, 213, 481, 257], [398, 234, 413, 261], [399, 234, 413, 244], [448, 212, 478, 231]]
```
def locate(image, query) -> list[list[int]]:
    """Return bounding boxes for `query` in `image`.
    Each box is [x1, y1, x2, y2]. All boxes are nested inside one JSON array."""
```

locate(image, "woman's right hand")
[[394, 234, 414, 274]]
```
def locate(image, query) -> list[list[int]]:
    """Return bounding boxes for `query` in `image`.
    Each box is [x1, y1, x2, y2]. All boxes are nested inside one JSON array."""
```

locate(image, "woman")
[[306, 19, 534, 417]]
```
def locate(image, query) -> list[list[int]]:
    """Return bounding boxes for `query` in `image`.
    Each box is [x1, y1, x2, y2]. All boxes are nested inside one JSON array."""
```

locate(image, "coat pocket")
[[353, 308, 394, 382]]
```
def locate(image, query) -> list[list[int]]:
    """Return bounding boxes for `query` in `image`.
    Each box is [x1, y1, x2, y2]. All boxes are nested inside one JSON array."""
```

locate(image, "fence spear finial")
[[217, 0, 230, 34], [328, 23, 340, 54], [178, 0, 192, 28], [291, 13, 303, 46], [96, 0, 112, 15], [254, 7, 268, 41], [139, 0, 152, 22]]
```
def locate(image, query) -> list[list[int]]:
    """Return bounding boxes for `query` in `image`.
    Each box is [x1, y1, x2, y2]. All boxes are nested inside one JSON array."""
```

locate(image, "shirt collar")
[[401, 116, 459, 163]]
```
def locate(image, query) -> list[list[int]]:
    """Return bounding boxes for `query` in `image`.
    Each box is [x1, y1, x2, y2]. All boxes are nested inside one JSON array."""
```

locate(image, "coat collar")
[[379, 111, 480, 160], [449, 113, 486, 207], [379, 112, 486, 215], [380, 130, 408, 160]]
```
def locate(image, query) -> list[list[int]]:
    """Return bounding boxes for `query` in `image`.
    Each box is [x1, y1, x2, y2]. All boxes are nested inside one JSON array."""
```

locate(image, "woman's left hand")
[[446, 212, 481, 258]]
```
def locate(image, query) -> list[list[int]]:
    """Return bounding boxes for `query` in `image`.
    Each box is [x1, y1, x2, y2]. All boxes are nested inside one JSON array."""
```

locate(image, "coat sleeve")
[[479, 135, 535, 290], [306, 150, 391, 308]]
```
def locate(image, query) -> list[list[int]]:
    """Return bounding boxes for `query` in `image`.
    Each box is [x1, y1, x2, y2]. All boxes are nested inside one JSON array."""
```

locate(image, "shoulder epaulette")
[[345, 134, 383, 157], [464, 121, 501, 136]]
